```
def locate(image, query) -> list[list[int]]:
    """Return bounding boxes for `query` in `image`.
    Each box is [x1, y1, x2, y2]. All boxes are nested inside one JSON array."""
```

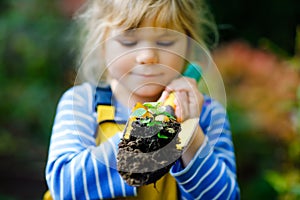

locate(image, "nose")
[[136, 48, 158, 64]]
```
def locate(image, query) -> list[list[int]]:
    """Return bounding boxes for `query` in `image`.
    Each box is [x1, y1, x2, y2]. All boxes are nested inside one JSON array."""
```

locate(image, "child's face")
[[104, 20, 188, 99]]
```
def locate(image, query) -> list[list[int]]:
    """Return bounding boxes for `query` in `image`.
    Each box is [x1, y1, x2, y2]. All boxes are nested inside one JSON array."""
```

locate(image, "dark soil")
[[117, 117, 182, 186]]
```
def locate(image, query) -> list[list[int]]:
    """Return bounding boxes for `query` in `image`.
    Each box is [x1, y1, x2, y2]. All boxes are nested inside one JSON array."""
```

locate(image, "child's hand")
[[159, 77, 204, 122], [159, 77, 206, 167]]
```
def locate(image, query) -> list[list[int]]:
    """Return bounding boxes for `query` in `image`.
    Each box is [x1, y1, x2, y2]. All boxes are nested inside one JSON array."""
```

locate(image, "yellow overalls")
[[44, 87, 178, 200]]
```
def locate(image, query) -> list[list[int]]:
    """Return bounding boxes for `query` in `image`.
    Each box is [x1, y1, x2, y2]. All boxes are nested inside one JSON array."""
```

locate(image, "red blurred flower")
[[213, 41, 300, 141]]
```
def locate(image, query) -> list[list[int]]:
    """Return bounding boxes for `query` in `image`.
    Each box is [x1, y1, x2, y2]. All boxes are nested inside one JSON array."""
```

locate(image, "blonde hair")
[[74, 0, 218, 84]]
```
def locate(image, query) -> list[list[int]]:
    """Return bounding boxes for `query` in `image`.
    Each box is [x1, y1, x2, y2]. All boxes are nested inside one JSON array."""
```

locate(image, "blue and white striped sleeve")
[[171, 96, 240, 200], [45, 83, 136, 199]]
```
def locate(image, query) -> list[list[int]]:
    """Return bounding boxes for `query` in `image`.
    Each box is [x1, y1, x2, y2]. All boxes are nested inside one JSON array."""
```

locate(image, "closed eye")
[[117, 39, 138, 47], [156, 40, 175, 47]]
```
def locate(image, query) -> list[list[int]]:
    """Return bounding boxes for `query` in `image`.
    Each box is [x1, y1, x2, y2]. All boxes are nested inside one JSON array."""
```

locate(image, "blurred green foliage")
[[0, 0, 299, 199], [0, 0, 76, 199]]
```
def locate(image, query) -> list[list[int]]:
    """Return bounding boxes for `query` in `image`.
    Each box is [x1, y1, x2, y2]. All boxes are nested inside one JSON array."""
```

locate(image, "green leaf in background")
[[264, 171, 288, 194], [0, 0, 76, 199]]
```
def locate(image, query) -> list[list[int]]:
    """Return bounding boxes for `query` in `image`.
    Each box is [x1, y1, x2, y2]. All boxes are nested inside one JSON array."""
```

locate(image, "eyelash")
[[119, 40, 137, 46], [118, 40, 175, 47], [156, 41, 175, 46]]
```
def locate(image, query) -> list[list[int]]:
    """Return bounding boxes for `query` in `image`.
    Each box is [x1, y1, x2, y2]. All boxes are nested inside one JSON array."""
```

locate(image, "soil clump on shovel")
[[117, 101, 183, 186]]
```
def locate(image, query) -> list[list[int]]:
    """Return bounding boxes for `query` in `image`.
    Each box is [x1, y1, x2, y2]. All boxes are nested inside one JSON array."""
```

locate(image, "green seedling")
[[130, 102, 177, 139]]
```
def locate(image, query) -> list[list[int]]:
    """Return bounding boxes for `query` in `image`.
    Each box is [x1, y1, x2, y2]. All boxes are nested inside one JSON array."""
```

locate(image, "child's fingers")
[[166, 77, 198, 92], [174, 91, 189, 122], [165, 77, 204, 120]]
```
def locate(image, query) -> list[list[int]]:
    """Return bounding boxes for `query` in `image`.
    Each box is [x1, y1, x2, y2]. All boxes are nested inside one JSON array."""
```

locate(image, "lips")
[[133, 73, 162, 77], [130, 70, 163, 78], [131, 65, 165, 78]]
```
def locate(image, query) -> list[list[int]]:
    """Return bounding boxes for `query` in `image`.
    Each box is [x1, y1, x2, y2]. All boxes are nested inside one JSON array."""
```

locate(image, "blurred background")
[[0, 0, 299, 199]]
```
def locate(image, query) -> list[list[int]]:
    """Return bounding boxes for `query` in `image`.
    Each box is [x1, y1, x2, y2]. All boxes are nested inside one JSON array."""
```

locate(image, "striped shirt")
[[45, 82, 240, 199]]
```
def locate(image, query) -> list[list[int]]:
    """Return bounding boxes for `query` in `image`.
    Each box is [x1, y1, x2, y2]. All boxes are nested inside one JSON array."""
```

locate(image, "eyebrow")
[[121, 29, 178, 38]]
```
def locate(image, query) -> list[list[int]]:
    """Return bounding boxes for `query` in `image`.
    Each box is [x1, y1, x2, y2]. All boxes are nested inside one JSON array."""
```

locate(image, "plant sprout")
[[130, 102, 177, 139]]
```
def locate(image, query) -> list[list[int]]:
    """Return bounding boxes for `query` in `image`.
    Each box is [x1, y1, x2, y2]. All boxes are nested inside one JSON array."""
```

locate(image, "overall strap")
[[94, 85, 115, 123], [94, 85, 126, 144], [94, 85, 113, 106]]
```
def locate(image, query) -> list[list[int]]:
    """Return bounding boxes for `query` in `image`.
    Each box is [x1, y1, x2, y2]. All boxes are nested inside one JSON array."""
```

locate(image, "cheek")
[[106, 55, 133, 79], [160, 52, 186, 73], [105, 41, 135, 79], [159, 40, 187, 73]]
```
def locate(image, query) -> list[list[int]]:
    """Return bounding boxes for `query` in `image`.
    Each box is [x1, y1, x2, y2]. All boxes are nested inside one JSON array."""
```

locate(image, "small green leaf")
[[162, 112, 176, 120], [148, 106, 166, 115], [156, 106, 166, 114], [131, 108, 147, 117], [148, 108, 157, 114], [147, 121, 163, 127], [143, 102, 161, 108], [158, 132, 168, 139]]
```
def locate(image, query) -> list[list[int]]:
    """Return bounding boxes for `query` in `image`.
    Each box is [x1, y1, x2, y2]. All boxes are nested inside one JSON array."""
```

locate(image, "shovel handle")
[[163, 92, 176, 109], [163, 63, 202, 109], [162, 63, 202, 121]]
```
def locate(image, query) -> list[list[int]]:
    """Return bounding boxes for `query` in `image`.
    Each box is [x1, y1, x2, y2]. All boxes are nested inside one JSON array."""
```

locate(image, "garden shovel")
[[122, 63, 202, 149]]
